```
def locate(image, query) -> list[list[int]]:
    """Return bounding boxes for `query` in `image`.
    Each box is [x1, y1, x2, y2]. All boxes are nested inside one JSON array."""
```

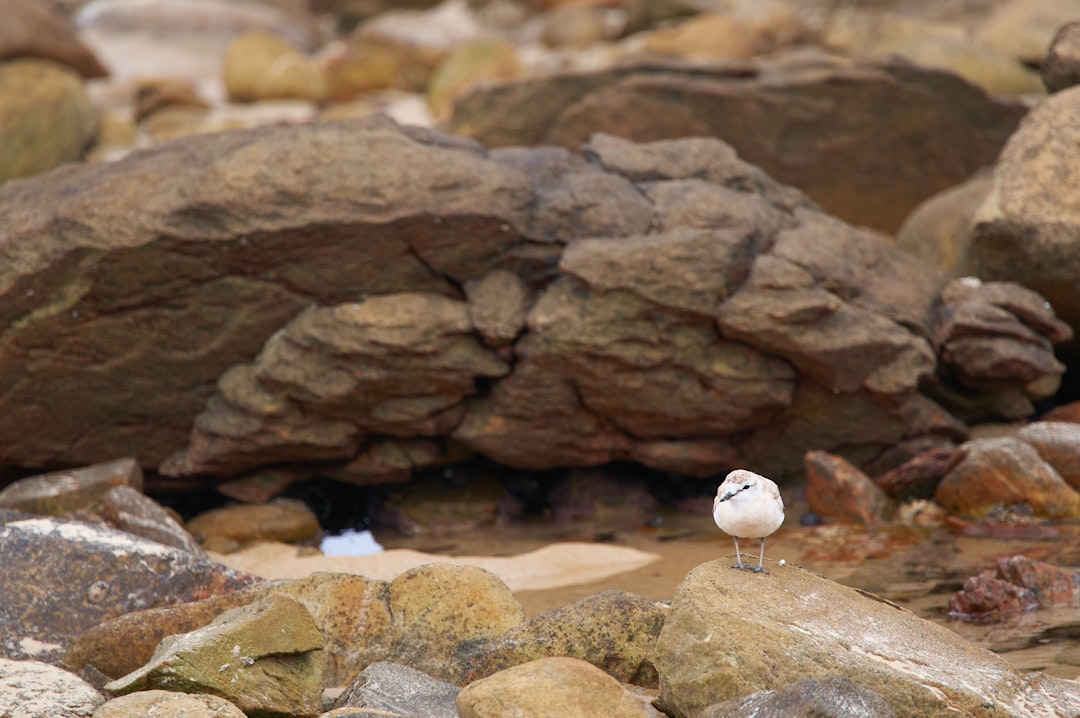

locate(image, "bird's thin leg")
[[752, 537, 769, 574], [731, 536, 748, 570]]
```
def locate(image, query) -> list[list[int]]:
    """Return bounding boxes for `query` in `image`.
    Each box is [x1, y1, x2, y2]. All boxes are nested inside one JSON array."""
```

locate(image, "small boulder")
[[223, 32, 325, 102], [804, 450, 895, 525], [457, 656, 656, 718], [0, 58, 98, 183], [934, 437, 1080, 519], [98, 486, 207, 556], [464, 269, 530, 347], [105, 595, 324, 718], [186, 499, 322, 548], [333, 661, 459, 717], [389, 563, 525, 683], [873, 445, 957, 501], [93, 690, 245, 718], [0, 658, 103, 718], [0, 516, 260, 664], [947, 570, 1039, 623], [462, 589, 664, 686], [947, 555, 1078, 623], [1016, 421, 1080, 489]]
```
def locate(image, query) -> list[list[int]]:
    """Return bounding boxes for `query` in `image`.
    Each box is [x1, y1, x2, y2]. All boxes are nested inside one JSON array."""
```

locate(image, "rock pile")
[[6, 503, 1080, 717], [1, 120, 1070, 490]]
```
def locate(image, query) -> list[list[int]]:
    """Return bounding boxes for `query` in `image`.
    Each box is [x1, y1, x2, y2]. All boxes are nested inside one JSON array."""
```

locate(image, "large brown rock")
[[1, 119, 1070, 483], [654, 559, 1080, 718], [389, 563, 526, 684], [970, 86, 1080, 358], [105, 595, 324, 718], [447, 53, 1026, 232], [0, 515, 260, 664], [934, 437, 1080, 519], [0, 117, 532, 469]]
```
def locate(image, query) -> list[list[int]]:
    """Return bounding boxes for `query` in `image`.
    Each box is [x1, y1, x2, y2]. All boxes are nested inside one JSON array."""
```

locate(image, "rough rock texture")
[[164, 293, 510, 478], [0, 457, 142, 516], [0, 0, 108, 77], [804, 450, 895, 525], [333, 661, 459, 717], [0, 117, 532, 471], [0, 516, 259, 664], [698, 676, 895, 718], [0, 658, 104, 718], [1043, 21, 1080, 92], [105, 595, 324, 718], [0, 58, 99, 183], [970, 86, 1080, 358], [457, 656, 655, 718], [0, 118, 1069, 483], [67, 572, 393, 689], [447, 53, 1026, 232], [933, 279, 1073, 394], [461, 589, 664, 686], [389, 563, 526, 683], [93, 690, 246, 718], [934, 437, 1080, 519], [99, 485, 207, 556], [949, 555, 1080, 622], [654, 559, 1080, 718]]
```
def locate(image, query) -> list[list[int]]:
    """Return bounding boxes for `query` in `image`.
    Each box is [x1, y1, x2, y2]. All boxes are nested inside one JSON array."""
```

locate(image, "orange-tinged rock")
[[935, 437, 1080, 519], [805, 450, 895, 524]]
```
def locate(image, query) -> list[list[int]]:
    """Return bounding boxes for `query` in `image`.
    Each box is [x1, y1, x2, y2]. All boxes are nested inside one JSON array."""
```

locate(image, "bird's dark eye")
[[742, 484, 750, 490]]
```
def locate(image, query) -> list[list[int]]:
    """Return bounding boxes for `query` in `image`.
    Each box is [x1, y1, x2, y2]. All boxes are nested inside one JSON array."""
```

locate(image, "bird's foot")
[[731, 561, 750, 570], [750, 565, 769, 574]]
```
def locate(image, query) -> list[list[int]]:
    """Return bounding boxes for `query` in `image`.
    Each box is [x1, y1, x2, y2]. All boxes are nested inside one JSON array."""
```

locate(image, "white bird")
[[713, 469, 785, 573]]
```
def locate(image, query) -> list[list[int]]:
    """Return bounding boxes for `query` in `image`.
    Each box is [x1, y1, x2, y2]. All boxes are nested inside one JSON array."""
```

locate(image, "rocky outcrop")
[[654, 559, 1080, 718], [104, 595, 324, 718], [447, 53, 1026, 232], [0, 119, 1070, 484], [0, 515, 259, 664]]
